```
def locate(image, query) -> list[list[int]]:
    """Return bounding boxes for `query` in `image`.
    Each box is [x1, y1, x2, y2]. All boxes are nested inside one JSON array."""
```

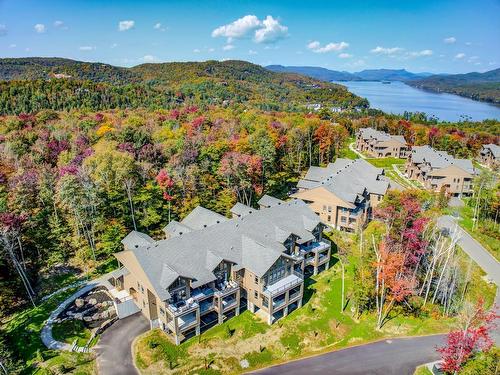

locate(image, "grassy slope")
[[134, 232, 495, 375], [1, 287, 95, 374]]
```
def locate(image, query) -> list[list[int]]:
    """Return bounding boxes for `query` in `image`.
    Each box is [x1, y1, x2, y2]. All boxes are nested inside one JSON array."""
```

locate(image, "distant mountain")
[[0, 58, 368, 114], [407, 68, 500, 104], [354, 69, 426, 81], [265, 65, 437, 82], [266, 65, 360, 81]]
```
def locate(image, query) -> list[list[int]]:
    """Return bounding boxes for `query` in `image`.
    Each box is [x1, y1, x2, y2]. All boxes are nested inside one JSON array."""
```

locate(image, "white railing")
[[166, 300, 199, 316], [264, 271, 303, 297], [214, 280, 239, 297]]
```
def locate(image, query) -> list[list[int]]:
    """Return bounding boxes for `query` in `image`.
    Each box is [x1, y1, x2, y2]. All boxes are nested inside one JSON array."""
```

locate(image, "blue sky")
[[0, 0, 498, 73]]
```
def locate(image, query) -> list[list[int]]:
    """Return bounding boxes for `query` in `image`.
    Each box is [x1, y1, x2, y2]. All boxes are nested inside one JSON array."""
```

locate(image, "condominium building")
[[108, 197, 332, 345], [406, 146, 475, 196], [479, 144, 500, 169], [356, 128, 408, 158], [292, 158, 400, 232]]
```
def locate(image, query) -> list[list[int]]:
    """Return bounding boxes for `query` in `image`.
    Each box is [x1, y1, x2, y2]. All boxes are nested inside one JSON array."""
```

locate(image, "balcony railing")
[[300, 238, 331, 253], [166, 300, 199, 316], [214, 280, 239, 297], [264, 271, 304, 297]]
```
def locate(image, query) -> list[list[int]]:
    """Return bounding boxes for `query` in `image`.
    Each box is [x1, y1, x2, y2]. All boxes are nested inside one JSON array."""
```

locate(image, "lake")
[[335, 81, 500, 122]]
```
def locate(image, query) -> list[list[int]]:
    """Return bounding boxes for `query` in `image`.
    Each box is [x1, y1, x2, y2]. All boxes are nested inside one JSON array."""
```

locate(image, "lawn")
[[366, 157, 405, 168], [134, 232, 496, 375], [414, 365, 433, 375], [52, 319, 93, 347], [338, 138, 359, 160], [1, 287, 96, 374]]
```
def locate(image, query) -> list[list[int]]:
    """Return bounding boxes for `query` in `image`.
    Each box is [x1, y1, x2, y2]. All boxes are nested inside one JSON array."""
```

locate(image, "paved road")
[[437, 215, 500, 286], [252, 335, 445, 375], [96, 313, 149, 375]]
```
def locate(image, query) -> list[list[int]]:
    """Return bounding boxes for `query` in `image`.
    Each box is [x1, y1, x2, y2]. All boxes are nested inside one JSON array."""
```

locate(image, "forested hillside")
[[0, 58, 368, 114], [407, 68, 500, 104]]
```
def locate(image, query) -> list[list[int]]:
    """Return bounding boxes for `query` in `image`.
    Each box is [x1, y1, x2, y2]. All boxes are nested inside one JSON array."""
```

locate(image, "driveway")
[[96, 313, 149, 375], [252, 335, 445, 375]]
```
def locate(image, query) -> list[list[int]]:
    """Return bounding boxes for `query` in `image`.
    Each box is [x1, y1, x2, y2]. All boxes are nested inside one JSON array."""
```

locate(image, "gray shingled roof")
[[181, 206, 228, 230], [410, 146, 475, 174], [230, 202, 256, 217], [163, 220, 192, 238], [121, 230, 154, 250], [482, 144, 500, 159], [298, 158, 389, 204], [358, 128, 406, 145], [118, 199, 324, 300], [257, 194, 284, 208]]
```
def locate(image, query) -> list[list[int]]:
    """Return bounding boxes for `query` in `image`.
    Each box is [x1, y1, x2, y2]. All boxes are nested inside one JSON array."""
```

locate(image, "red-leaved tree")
[[437, 299, 498, 374]]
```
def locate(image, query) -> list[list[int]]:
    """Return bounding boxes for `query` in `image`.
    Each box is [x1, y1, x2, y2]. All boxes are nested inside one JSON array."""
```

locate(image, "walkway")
[[41, 276, 113, 351], [348, 142, 366, 159], [95, 313, 149, 375], [253, 335, 445, 375]]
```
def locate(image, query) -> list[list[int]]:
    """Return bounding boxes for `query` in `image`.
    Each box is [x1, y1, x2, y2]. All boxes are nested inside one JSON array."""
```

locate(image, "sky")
[[0, 0, 499, 73]]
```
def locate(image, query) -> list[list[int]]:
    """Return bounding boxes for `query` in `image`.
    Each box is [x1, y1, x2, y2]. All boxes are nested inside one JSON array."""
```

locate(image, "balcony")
[[299, 238, 331, 254], [264, 271, 303, 297], [166, 299, 199, 317], [214, 280, 239, 297], [199, 299, 215, 314], [221, 297, 238, 311], [191, 287, 215, 301], [168, 311, 198, 332]]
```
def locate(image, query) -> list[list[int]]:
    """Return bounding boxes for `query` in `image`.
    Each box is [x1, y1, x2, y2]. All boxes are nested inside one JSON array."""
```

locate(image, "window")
[[327, 206, 332, 212], [341, 216, 347, 223], [322, 205, 327, 211], [159, 307, 165, 315], [254, 291, 258, 299], [254, 276, 259, 284], [142, 301, 146, 308], [327, 215, 331, 222]]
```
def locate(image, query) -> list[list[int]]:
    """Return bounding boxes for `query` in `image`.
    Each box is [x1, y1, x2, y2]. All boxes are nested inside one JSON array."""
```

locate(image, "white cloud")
[[0, 24, 7, 37], [443, 36, 456, 44], [223, 44, 235, 51], [254, 16, 288, 43], [465, 42, 472, 46], [455, 53, 466, 59], [212, 15, 288, 44], [142, 55, 158, 63], [118, 20, 135, 31], [193, 48, 201, 53], [248, 49, 258, 55], [370, 46, 403, 55], [53, 20, 68, 30], [154, 22, 166, 32], [9, 43, 16, 48], [79, 46, 95, 51], [488, 61, 496, 66], [212, 15, 261, 42], [34, 24, 46, 33], [339, 53, 352, 59], [408, 49, 433, 57], [110, 43, 118, 49], [208, 48, 215, 53], [308, 40, 349, 53]]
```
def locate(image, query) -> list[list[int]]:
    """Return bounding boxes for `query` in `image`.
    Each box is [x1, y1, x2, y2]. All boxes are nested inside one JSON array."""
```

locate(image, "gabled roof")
[[230, 202, 256, 217], [358, 128, 407, 145], [181, 206, 228, 230], [297, 158, 389, 204], [163, 220, 192, 238], [241, 236, 282, 278], [482, 144, 500, 159], [121, 230, 154, 250], [410, 146, 475, 175], [258, 194, 284, 208], [118, 199, 324, 300]]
